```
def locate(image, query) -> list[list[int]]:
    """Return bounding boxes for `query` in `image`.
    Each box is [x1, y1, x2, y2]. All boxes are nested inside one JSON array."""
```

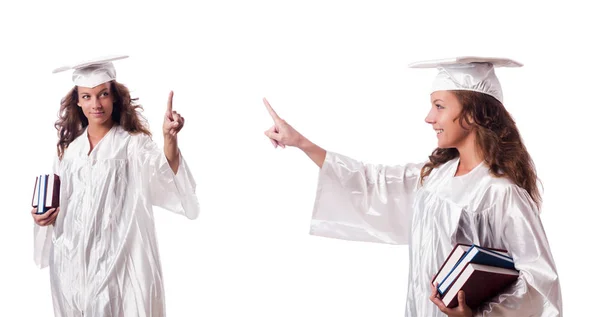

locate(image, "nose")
[[93, 97, 102, 109], [424, 108, 435, 125]]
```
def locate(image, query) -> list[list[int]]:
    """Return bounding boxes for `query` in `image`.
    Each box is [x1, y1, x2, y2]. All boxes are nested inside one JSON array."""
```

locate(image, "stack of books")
[[32, 174, 60, 214], [432, 244, 519, 308]]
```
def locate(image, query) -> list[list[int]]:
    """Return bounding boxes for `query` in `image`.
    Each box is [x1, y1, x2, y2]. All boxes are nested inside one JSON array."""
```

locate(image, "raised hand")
[[263, 98, 305, 148], [263, 97, 327, 167], [163, 91, 185, 138]]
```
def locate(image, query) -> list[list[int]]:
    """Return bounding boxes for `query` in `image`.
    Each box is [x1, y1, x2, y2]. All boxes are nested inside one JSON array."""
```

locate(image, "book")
[[437, 244, 515, 295], [32, 174, 60, 214], [441, 263, 519, 308], [432, 244, 472, 287]]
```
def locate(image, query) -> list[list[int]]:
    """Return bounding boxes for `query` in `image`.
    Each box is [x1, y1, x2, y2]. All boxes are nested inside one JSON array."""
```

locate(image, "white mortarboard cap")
[[52, 55, 128, 88], [408, 56, 523, 103]]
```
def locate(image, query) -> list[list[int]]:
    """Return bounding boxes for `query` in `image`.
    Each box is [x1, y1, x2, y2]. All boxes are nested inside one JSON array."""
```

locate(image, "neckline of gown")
[[452, 157, 486, 179], [85, 124, 116, 157]]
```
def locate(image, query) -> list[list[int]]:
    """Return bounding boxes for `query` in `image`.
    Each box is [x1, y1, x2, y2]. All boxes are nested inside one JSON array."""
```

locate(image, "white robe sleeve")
[[476, 186, 562, 316], [33, 155, 59, 269], [137, 135, 200, 220], [33, 221, 53, 269], [310, 151, 424, 245]]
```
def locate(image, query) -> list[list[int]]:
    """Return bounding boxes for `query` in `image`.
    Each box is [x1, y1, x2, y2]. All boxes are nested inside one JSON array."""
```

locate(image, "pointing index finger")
[[167, 91, 174, 113], [263, 97, 282, 122]]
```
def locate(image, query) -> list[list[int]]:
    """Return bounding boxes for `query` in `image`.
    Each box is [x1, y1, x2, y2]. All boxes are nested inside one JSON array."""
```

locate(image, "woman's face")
[[425, 90, 472, 149], [77, 82, 114, 128]]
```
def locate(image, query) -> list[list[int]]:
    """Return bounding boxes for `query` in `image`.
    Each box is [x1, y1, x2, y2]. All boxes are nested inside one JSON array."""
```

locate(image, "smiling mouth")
[[435, 129, 443, 134]]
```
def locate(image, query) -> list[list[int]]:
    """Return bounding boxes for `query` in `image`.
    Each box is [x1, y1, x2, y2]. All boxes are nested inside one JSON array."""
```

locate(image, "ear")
[[462, 114, 476, 131], [456, 114, 474, 131], [464, 112, 474, 125]]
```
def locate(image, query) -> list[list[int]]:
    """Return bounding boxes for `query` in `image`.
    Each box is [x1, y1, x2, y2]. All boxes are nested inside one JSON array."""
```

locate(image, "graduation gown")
[[310, 151, 562, 317], [33, 125, 200, 317]]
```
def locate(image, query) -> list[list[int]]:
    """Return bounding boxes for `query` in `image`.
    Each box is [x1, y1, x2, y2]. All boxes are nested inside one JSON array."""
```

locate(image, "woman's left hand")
[[163, 91, 185, 138], [430, 282, 474, 317]]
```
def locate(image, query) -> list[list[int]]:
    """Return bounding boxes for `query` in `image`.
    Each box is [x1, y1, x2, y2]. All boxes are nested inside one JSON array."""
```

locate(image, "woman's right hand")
[[263, 98, 307, 148], [263, 97, 327, 168], [31, 207, 59, 226]]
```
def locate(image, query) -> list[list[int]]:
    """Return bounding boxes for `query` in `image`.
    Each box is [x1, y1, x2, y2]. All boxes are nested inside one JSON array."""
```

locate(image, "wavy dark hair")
[[420, 90, 541, 208], [54, 81, 151, 159]]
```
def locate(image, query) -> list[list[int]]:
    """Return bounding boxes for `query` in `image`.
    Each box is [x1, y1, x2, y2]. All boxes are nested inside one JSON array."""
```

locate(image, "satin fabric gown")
[[33, 125, 200, 317], [310, 151, 562, 317]]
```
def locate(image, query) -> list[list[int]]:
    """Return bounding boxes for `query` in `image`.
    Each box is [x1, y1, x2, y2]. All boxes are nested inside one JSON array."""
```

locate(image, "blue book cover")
[[438, 244, 515, 295], [35, 174, 50, 214]]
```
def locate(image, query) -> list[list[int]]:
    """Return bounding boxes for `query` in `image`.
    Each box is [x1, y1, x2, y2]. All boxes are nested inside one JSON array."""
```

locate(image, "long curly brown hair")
[[420, 90, 541, 208], [54, 81, 151, 159]]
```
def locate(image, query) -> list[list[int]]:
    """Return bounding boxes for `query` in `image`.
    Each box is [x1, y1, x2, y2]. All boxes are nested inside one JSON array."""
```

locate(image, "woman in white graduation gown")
[[263, 57, 562, 316], [31, 55, 200, 317]]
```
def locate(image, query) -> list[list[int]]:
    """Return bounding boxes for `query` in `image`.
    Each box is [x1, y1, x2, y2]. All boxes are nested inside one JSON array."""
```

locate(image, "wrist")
[[297, 136, 313, 152], [163, 133, 177, 144]]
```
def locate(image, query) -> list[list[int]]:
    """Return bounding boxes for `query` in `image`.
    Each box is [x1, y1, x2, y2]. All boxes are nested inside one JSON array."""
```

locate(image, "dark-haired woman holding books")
[[31, 55, 200, 317], [263, 57, 562, 316]]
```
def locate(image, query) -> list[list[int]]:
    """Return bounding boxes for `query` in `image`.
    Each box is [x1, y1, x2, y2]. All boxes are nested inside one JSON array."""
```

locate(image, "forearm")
[[298, 137, 326, 168], [164, 136, 180, 174]]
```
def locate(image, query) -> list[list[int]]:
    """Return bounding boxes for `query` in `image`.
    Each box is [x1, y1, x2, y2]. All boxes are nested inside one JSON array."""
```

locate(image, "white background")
[[0, 0, 597, 316]]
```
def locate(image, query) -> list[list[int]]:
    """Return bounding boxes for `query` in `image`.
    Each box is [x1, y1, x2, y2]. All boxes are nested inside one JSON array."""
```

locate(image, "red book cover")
[[442, 263, 519, 309], [45, 174, 60, 208]]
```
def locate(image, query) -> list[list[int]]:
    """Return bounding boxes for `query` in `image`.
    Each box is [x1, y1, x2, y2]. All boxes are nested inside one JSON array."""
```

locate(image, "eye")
[[81, 95, 90, 100], [435, 104, 444, 110], [101, 91, 110, 97]]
